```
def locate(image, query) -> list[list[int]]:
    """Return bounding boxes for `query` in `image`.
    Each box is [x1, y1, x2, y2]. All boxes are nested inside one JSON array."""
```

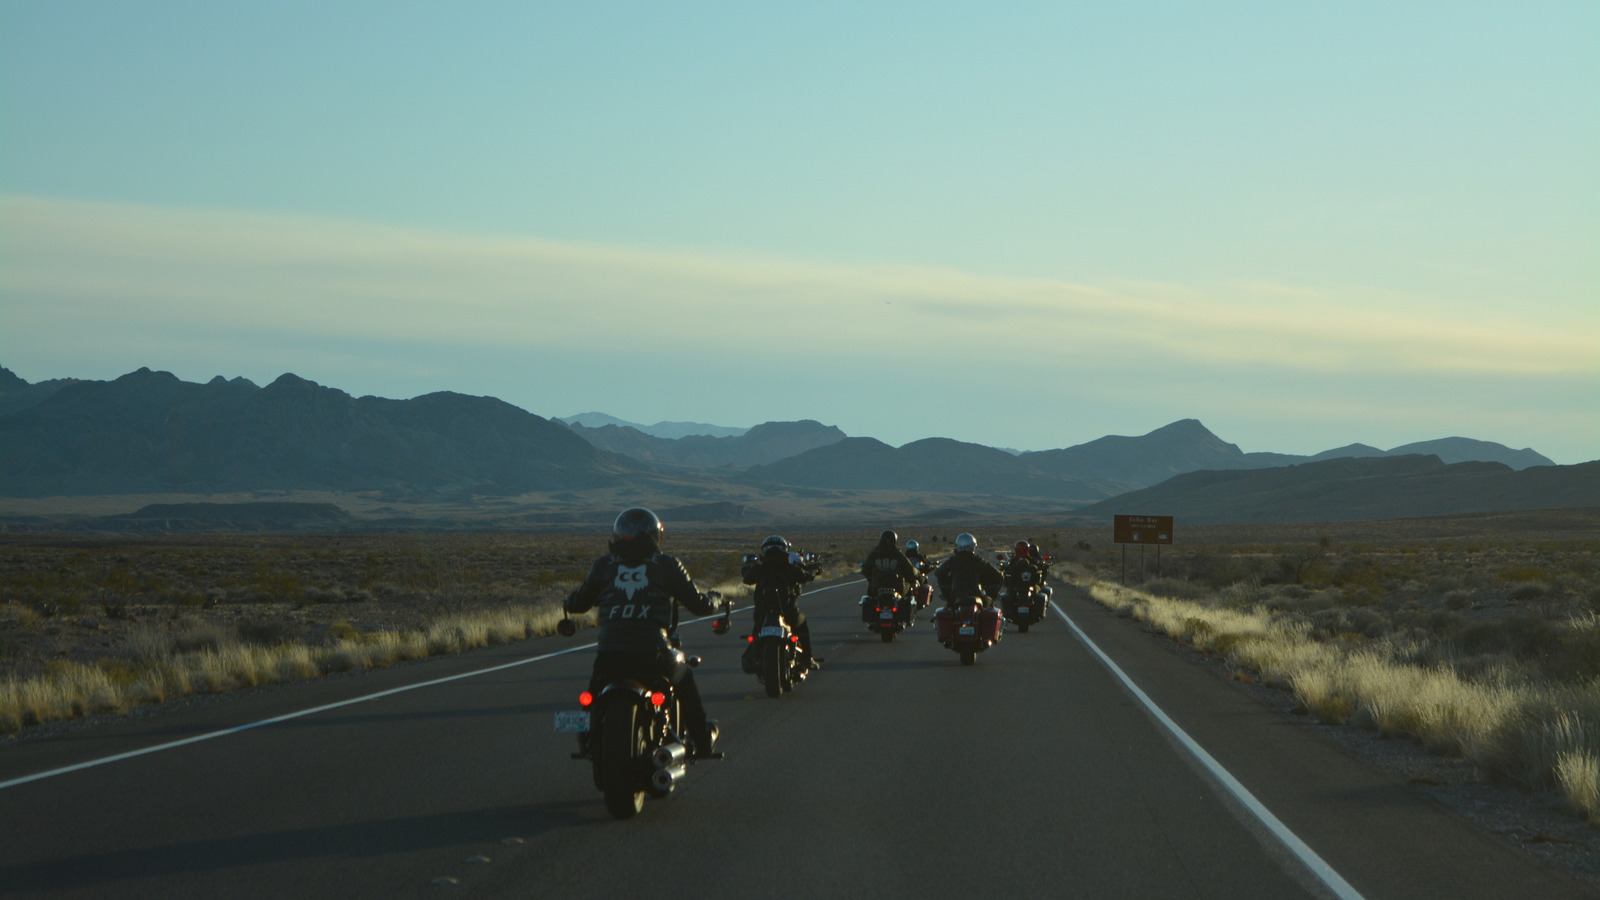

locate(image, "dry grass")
[[1084, 574, 1600, 826], [0, 529, 864, 736]]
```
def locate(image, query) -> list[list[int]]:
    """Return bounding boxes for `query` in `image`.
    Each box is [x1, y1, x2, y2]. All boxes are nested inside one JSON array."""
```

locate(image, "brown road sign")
[[1113, 515, 1174, 545]]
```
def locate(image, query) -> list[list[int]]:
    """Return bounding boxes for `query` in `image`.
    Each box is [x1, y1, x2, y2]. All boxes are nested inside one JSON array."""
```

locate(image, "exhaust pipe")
[[651, 741, 687, 770], [650, 763, 686, 794]]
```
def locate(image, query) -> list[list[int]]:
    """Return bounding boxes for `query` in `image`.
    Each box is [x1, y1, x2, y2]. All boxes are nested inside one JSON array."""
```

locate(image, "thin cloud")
[[3, 194, 1594, 379]]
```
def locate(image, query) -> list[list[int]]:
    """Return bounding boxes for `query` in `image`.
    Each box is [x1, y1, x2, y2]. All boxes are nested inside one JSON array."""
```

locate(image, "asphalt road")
[[1, 580, 1594, 899]]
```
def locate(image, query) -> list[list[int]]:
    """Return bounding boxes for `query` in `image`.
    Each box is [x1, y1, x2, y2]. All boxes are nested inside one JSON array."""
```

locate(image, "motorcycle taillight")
[[746, 634, 755, 643], [578, 691, 594, 707], [650, 691, 667, 707]]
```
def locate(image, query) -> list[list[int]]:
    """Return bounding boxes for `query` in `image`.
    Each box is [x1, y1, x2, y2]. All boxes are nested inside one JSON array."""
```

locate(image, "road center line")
[[0, 601, 755, 791], [1050, 599, 1367, 900]]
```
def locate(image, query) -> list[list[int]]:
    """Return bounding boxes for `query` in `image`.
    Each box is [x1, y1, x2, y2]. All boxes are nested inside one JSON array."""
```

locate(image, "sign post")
[[1112, 515, 1174, 584]]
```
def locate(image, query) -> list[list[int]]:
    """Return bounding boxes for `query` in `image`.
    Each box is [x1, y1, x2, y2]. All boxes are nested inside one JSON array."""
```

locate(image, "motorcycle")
[[861, 586, 913, 642], [555, 591, 724, 820], [910, 562, 935, 611], [934, 594, 1003, 665], [732, 597, 810, 698], [1000, 575, 1051, 634]]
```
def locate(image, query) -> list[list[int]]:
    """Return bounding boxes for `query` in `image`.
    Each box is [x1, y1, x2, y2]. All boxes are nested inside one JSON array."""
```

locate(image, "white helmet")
[[955, 533, 977, 552]]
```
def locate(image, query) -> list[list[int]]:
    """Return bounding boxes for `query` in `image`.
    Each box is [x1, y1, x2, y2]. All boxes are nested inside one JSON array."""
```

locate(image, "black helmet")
[[611, 507, 663, 558], [880, 529, 897, 545], [762, 534, 789, 552]]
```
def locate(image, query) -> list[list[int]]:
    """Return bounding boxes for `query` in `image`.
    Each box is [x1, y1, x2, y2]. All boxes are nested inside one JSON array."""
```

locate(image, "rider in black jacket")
[[741, 535, 821, 668], [860, 529, 918, 597], [935, 533, 1004, 608], [564, 508, 718, 755]]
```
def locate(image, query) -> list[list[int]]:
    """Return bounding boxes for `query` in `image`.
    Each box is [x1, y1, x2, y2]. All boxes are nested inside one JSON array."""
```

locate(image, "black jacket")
[[565, 552, 712, 652], [742, 548, 815, 613], [860, 542, 917, 593], [1002, 556, 1047, 593], [935, 550, 1003, 602]]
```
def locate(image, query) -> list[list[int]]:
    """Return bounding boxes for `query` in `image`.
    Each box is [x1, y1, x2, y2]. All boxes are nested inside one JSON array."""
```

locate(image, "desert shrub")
[[1142, 578, 1206, 601], [1509, 582, 1549, 602], [1498, 566, 1551, 584], [236, 618, 297, 646], [124, 626, 171, 663], [173, 621, 234, 654], [327, 621, 362, 643]]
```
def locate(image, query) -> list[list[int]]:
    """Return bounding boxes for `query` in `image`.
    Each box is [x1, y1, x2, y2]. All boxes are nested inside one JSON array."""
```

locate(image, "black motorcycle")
[[727, 598, 809, 698], [861, 586, 914, 642], [1000, 561, 1052, 633], [556, 592, 723, 819]]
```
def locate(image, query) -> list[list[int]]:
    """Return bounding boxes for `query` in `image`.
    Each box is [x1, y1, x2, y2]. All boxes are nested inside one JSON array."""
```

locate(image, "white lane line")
[[0, 604, 747, 792], [1051, 599, 1367, 900]]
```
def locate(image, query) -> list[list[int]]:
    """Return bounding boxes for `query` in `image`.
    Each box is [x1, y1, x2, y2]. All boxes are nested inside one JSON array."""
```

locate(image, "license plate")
[[879, 611, 895, 620], [759, 626, 785, 638], [1018, 606, 1030, 614], [554, 711, 590, 733], [958, 626, 975, 636]]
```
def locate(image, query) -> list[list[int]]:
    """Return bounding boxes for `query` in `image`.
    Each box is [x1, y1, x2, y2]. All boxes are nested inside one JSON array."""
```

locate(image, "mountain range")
[[0, 367, 637, 497], [0, 365, 1589, 528]]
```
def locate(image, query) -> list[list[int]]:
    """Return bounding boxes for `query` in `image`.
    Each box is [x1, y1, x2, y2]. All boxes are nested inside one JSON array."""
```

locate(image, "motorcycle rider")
[[860, 529, 918, 598], [904, 539, 929, 571], [741, 534, 821, 668], [564, 508, 718, 756], [1002, 539, 1049, 601], [935, 532, 1004, 608]]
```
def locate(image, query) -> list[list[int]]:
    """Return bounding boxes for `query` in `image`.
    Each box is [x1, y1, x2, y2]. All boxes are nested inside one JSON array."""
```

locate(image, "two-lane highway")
[[2, 580, 1593, 899]]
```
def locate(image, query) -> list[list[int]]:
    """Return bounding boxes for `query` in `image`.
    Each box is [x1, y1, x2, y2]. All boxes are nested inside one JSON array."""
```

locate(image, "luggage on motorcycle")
[[860, 596, 876, 624], [934, 607, 957, 643], [977, 608, 1003, 643]]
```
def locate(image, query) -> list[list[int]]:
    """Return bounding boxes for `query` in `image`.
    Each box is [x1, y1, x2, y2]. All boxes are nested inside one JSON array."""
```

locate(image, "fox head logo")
[[615, 565, 647, 599]]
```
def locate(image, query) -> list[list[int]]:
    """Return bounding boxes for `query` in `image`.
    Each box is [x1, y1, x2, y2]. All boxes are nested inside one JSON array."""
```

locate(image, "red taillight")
[[650, 691, 667, 707], [789, 634, 799, 643], [746, 635, 755, 643], [578, 691, 594, 707]]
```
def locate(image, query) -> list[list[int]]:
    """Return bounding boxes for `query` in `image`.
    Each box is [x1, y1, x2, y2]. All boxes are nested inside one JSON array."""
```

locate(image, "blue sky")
[[3, 2, 1596, 463]]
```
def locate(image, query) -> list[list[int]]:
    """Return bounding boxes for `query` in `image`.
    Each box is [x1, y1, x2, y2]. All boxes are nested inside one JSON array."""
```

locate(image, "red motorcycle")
[[934, 595, 1003, 665]]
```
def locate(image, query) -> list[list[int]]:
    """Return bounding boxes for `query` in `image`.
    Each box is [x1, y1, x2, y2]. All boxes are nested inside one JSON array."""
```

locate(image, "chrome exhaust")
[[650, 763, 686, 793], [651, 741, 687, 769]]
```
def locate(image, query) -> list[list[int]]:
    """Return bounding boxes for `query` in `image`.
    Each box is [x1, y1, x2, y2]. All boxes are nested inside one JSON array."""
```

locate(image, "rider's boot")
[[693, 720, 720, 758]]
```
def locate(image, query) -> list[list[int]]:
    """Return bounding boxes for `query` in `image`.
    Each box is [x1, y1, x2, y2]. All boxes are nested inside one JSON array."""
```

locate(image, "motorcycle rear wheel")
[[959, 649, 976, 666], [601, 698, 646, 819], [880, 629, 895, 643], [762, 642, 781, 698], [1018, 622, 1030, 633]]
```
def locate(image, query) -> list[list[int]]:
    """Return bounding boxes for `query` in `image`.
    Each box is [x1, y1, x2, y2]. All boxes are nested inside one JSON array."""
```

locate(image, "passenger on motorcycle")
[[741, 535, 821, 668], [564, 508, 719, 756], [860, 529, 918, 597], [1003, 540, 1049, 596], [934, 532, 1004, 608]]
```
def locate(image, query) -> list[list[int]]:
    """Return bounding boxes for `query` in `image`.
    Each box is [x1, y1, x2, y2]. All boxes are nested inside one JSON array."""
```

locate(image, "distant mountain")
[[0, 368, 639, 497], [1072, 455, 1600, 525], [560, 412, 747, 440], [0, 366, 79, 417], [1023, 419, 1557, 492], [742, 436, 1118, 502], [1384, 438, 1553, 470], [567, 419, 846, 468], [1023, 419, 1289, 487]]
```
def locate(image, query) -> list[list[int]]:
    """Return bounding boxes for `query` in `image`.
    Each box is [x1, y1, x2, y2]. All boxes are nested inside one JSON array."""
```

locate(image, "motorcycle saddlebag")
[[978, 608, 1003, 643], [934, 607, 957, 643]]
